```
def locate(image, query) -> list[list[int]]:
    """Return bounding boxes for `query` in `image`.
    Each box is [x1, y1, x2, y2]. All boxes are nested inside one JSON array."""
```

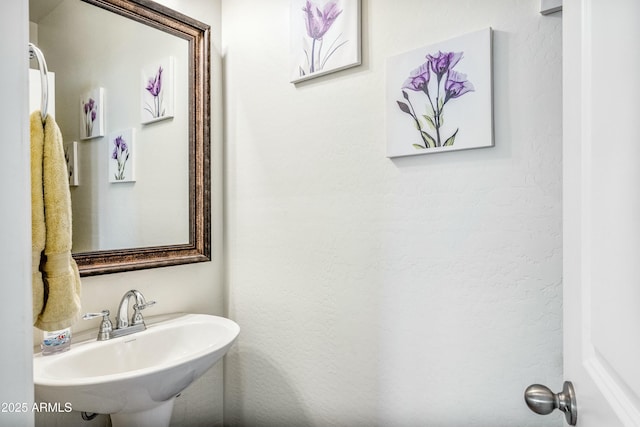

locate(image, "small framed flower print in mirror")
[[80, 87, 104, 140], [290, 0, 361, 83], [141, 56, 174, 124], [64, 140, 79, 187], [108, 128, 135, 183], [386, 28, 494, 158]]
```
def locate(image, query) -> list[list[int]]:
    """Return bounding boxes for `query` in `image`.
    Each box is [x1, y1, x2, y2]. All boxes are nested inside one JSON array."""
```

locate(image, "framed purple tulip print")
[[64, 140, 79, 187], [141, 56, 174, 124], [108, 128, 135, 183], [79, 88, 104, 140], [386, 28, 493, 157], [290, 0, 361, 83]]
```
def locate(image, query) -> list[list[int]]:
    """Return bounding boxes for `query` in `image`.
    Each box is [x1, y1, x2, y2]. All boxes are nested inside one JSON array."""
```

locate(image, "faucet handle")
[[83, 310, 112, 341], [83, 310, 110, 320], [131, 300, 156, 326], [134, 300, 156, 311]]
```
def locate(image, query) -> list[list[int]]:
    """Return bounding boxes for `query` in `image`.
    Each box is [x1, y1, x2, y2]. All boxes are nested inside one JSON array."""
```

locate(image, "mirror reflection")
[[31, 0, 190, 252], [29, 0, 211, 275]]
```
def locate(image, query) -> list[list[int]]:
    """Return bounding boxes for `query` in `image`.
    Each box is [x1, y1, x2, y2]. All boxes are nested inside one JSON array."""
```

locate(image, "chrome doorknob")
[[524, 381, 577, 425]]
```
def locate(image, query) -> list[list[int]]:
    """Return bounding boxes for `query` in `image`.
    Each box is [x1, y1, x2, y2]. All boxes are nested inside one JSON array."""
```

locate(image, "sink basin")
[[33, 313, 239, 427]]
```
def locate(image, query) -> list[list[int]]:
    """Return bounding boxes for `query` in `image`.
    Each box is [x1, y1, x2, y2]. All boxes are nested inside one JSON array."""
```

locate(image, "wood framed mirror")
[[57, 0, 212, 275]]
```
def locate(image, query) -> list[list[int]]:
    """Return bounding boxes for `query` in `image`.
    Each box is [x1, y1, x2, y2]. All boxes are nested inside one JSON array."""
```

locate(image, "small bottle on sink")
[[41, 327, 71, 355]]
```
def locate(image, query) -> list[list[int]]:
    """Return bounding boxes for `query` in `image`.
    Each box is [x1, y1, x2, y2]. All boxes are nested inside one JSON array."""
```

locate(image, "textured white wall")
[[0, 2, 35, 426], [223, 1, 563, 426]]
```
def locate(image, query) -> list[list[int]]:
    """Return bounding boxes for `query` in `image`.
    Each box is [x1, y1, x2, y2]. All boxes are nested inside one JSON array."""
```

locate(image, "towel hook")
[[28, 43, 49, 125]]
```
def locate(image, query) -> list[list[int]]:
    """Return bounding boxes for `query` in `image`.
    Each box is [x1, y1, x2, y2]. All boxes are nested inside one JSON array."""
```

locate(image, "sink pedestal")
[[109, 398, 175, 427]]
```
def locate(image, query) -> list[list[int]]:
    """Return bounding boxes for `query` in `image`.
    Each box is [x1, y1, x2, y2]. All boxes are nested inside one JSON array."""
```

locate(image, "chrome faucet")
[[117, 289, 155, 329], [83, 290, 155, 340]]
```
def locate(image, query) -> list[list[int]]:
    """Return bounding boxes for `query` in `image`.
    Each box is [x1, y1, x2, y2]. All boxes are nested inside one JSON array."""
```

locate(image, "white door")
[[563, 0, 640, 425]]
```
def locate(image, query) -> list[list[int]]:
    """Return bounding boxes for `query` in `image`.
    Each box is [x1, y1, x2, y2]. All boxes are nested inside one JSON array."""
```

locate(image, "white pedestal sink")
[[33, 313, 239, 427]]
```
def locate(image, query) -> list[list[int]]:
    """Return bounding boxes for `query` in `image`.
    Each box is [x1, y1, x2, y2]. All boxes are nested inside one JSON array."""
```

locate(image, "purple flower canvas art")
[[79, 88, 104, 140], [111, 135, 129, 181], [108, 129, 135, 183], [301, 1, 344, 74], [145, 66, 164, 118], [64, 141, 78, 187], [291, 0, 361, 83], [397, 50, 474, 149], [83, 98, 96, 137], [141, 57, 174, 124], [386, 28, 494, 157]]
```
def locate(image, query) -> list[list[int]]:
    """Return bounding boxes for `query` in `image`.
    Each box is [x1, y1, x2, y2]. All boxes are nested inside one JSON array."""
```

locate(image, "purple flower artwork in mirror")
[[141, 56, 174, 124], [79, 88, 104, 140], [64, 140, 79, 187], [108, 128, 135, 183], [386, 28, 494, 157]]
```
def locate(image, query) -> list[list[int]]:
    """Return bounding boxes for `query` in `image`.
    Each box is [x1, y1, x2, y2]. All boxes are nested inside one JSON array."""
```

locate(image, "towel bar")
[[28, 43, 49, 124]]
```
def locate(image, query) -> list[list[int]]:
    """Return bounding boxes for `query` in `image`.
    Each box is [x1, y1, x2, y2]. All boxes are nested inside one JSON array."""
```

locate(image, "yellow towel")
[[31, 111, 82, 331], [31, 111, 45, 325]]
